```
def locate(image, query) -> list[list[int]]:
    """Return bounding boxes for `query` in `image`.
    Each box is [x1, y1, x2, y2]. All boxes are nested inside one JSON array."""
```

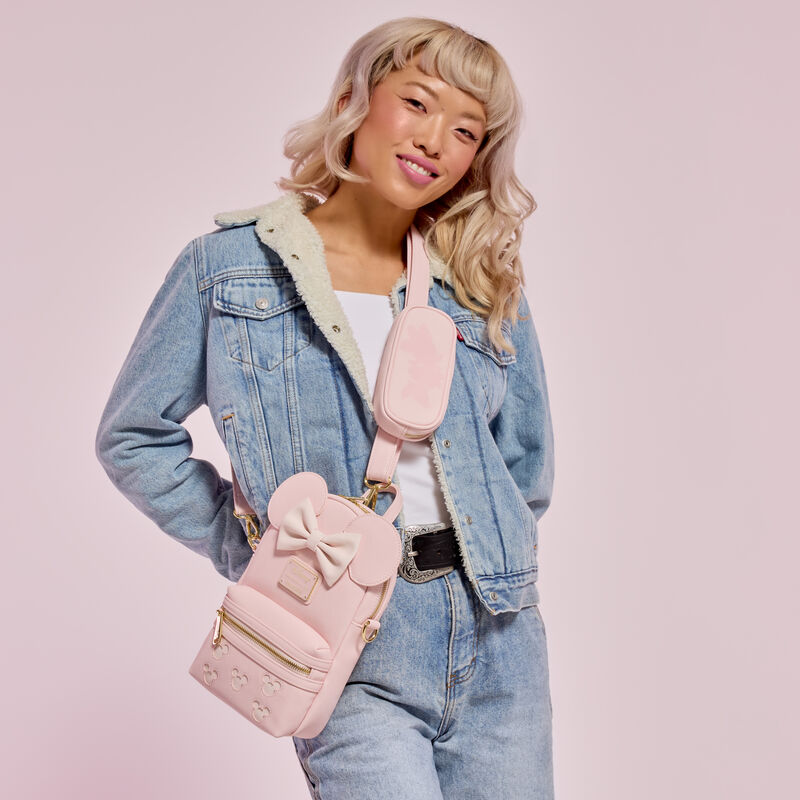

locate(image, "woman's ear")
[[337, 93, 351, 115]]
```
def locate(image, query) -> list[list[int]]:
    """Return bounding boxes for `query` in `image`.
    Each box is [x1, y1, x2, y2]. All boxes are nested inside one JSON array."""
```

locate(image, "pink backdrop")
[[3, 1, 798, 797]]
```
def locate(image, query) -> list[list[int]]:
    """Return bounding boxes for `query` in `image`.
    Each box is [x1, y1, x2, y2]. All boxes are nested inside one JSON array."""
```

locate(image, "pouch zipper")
[[213, 607, 312, 676]]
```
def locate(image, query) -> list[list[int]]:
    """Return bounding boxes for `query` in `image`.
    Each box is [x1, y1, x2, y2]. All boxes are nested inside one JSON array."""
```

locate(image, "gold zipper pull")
[[212, 608, 223, 646]]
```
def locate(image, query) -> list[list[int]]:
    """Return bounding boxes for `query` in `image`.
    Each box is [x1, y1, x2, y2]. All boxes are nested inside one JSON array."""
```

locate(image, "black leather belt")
[[413, 527, 458, 569], [398, 524, 459, 583]]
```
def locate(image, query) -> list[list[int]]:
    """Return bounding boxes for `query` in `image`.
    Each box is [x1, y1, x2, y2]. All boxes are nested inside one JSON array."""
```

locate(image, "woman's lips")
[[396, 155, 437, 185]]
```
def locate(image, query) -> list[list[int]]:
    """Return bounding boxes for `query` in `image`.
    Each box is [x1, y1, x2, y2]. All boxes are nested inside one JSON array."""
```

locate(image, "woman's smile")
[[396, 154, 438, 184]]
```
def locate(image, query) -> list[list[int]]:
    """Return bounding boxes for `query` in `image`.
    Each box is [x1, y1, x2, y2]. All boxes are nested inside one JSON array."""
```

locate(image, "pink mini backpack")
[[189, 224, 457, 738]]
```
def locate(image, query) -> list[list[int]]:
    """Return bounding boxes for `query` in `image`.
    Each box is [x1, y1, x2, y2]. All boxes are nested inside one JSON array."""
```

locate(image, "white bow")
[[275, 497, 361, 586]]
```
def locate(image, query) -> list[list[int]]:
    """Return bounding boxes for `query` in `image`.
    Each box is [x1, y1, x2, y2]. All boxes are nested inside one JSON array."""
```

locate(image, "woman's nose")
[[413, 116, 445, 160]]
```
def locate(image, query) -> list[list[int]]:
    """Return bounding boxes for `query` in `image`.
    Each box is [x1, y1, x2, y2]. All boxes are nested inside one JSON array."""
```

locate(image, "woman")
[[96, 16, 555, 799]]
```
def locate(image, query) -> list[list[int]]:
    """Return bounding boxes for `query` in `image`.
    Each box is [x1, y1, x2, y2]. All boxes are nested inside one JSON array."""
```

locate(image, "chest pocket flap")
[[211, 274, 312, 372], [453, 317, 517, 366], [212, 274, 305, 320]]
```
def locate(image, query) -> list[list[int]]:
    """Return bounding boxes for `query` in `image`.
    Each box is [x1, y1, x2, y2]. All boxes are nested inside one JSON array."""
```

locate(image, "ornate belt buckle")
[[398, 527, 455, 584]]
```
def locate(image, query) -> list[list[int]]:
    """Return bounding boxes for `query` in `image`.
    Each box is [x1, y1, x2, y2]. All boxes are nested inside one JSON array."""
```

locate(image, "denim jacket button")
[[254, 297, 270, 310], [490, 591, 498, 601], [465, 515, 472, 524], [443, 439, 451, 447]]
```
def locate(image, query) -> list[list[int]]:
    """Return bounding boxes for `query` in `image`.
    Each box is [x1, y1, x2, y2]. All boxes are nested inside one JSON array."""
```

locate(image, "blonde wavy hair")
[[277, 17, 537, 355]]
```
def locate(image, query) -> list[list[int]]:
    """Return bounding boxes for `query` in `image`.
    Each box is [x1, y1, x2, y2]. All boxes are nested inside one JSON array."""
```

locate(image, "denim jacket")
[[95, 191, 554, 615]]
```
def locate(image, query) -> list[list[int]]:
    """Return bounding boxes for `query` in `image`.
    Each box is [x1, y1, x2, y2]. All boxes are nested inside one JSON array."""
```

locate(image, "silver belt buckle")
[[398, 524, 456, 584]]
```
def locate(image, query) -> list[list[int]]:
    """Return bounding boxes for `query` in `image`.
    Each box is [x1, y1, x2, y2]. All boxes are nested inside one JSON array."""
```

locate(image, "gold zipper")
[[337, 493, 373, 514], [213, 608, 312, 676]]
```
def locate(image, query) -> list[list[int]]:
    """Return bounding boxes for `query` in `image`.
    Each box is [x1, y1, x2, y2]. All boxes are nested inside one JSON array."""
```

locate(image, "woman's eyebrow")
[[401, 80, 486, 124]]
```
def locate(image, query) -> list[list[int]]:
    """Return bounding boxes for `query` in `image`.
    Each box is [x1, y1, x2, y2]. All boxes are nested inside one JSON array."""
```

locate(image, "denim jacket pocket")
[[220, 411, 256, 500], [211, 274, 313, 372], [453, 316, 516, 418], [220, 409, 265, 540]]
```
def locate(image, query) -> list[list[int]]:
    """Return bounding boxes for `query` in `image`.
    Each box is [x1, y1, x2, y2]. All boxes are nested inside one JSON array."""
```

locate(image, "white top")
[[334, 289, 449, 526]]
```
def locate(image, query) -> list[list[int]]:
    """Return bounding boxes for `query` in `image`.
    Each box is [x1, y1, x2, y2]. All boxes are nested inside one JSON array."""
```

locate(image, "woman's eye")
[[404, 97, 426, 111], [459, 129, 478, 141]]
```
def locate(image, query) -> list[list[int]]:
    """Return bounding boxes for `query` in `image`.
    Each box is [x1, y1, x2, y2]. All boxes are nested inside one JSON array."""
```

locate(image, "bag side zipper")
[[213, 608, 312, 676], [360, 579, 390, 643], [337, 493, 393, 630]]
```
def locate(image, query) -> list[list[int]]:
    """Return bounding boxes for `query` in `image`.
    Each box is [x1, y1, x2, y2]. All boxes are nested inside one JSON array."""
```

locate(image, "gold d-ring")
[[361, 620, 379, 643]]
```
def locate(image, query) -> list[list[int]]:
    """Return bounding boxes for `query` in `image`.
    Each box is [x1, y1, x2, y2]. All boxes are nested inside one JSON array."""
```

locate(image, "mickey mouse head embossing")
[[231, 668, 248, 691], [261, 673, 282, 696], [251, 700, 270, 723], [202, 664, 218, 685], [212, 642, 229, 661]]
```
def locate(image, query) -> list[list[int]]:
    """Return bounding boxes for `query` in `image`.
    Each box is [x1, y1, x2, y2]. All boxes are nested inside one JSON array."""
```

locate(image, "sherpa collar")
[[212, 191, 451, 412]]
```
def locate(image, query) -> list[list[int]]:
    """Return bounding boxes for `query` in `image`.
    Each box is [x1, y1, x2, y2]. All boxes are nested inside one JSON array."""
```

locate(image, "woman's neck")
[[305, 182, 416, 262]]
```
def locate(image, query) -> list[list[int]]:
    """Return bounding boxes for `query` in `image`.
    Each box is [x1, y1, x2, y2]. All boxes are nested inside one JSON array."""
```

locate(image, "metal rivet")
[[465, 515, 472, 524], [254, 297, 270, 310], [443, 439, 451, 447], [332, 324, 341, 332], [490, 591, 498, 601]]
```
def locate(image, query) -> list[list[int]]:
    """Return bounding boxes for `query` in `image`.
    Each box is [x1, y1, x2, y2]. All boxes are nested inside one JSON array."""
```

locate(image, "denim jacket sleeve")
[[488, 287, 556, 525], [94, 239, 250, 581]]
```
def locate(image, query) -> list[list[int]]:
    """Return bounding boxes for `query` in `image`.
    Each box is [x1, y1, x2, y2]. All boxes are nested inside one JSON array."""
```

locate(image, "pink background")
[[3, 1, 798, 797]]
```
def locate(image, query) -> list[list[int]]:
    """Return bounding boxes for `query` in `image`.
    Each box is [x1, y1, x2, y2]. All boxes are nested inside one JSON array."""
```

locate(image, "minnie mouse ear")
[[345, 514, 402, 586], [266, 472, 328, 527]]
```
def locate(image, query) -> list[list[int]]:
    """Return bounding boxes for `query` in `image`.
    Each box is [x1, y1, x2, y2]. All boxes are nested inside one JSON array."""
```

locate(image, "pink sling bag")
[[189, 225, 457, 738]]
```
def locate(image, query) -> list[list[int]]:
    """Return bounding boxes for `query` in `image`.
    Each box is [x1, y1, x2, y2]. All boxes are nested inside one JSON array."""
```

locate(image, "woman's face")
[[346, 54, 487, 210]]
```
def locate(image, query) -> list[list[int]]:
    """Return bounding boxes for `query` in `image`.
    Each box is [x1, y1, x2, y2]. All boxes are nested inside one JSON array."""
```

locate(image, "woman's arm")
[[95, 239, 250, 581], [488, 288, 556, 524]]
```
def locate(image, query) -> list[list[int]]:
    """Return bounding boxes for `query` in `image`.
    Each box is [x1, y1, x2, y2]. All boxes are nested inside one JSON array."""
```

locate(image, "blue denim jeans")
[[292, 523, 554, 799]]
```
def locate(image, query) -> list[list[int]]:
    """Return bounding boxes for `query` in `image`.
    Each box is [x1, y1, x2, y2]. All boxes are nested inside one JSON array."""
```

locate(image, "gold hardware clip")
[[233, 510, 262, 551], [362, 477, 392, 511]]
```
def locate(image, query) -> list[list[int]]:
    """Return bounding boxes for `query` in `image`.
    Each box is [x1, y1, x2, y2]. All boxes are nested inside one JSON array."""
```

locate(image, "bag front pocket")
[[191, 587, 333, 736]]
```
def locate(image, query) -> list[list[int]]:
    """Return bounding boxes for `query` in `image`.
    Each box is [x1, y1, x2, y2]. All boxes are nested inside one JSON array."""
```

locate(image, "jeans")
[[292, 523, 555, 799]]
